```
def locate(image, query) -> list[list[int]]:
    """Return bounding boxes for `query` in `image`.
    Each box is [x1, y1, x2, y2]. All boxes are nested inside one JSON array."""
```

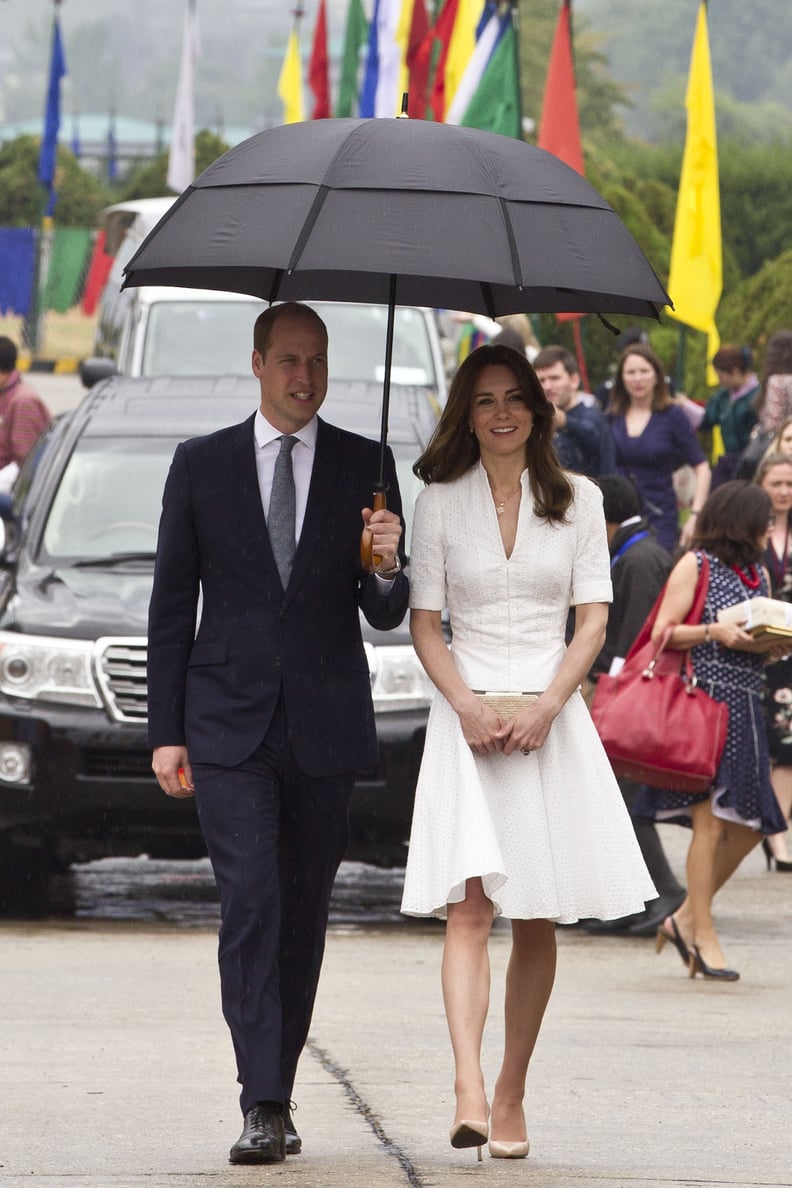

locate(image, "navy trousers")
[[194, 702, 353, 1112]]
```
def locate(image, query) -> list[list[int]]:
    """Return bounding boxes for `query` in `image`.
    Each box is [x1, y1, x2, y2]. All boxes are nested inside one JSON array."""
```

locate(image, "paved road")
[[2, 830, 790, 1187], [30, 370, 85, 417]]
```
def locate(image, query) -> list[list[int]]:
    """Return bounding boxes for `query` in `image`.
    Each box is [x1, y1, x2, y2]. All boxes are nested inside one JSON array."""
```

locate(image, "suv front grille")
[[95, 638, 148, 722]]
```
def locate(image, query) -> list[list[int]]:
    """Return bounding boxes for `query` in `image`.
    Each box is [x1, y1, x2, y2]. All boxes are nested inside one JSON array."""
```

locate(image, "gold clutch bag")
[[473, 690, 541, 723]]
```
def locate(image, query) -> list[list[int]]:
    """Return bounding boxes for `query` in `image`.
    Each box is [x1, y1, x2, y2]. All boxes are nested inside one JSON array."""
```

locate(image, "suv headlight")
[[0, 633, 102, 707], [367, 644, 434, 712]]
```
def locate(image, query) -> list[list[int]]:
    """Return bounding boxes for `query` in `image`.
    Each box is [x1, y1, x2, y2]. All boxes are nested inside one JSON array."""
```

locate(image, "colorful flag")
[[459, 15, 520, 138], [443, 0, 486, 120], [428, 0, 461, 121], [375, 0, 404, 117], [38, 12, 67, 217], [360, 0, 382, 117], [537, 0, 583, 175], [81, 230, 114, 316], [445, 4, 501, 125], [668, 1, 722, 381], [336, 0, 369, 117], [278, 25, 305, 124], [405, 0, 430, 117], [167, 0, 200, 193], [309, 0, 331, 119], [107, 111, 118, 183], [538, 1, 586, 338]]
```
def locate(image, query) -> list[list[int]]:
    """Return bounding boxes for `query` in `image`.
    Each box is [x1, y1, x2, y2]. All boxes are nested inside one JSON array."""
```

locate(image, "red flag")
[[309, 0, 330, 120], [537, 0, 584, 175], [81, 229, 114, 315], [539, 2, 586, 339], [428, 0, 460, 123], [406, 0, 430, 119]]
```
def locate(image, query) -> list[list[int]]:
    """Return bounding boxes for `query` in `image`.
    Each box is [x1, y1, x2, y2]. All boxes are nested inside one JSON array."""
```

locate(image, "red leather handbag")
[[590, 554, 729, 794]]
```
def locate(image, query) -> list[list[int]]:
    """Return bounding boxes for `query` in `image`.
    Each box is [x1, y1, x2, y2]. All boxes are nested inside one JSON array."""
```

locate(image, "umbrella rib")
[[287, 186, 329, 274], [497, 197, 524, 290]]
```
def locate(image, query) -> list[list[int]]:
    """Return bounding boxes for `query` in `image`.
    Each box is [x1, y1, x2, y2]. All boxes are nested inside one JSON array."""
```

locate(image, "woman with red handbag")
[[635, 481, 789, 981]]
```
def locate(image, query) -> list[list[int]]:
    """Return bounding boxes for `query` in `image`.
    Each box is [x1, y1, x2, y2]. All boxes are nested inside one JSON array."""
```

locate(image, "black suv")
[[0, 375, 432, 911]]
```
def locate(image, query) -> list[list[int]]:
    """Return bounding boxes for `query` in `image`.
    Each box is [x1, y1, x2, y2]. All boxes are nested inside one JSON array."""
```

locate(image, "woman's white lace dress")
[[400, 465, 656, 921]]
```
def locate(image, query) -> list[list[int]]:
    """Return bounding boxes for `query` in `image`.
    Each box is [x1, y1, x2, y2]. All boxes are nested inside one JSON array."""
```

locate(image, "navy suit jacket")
[[147, 413, 410, 775]]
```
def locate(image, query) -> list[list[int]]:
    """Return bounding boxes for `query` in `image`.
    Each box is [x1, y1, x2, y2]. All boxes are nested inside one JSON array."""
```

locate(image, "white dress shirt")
[[254, 410, 318, 540]]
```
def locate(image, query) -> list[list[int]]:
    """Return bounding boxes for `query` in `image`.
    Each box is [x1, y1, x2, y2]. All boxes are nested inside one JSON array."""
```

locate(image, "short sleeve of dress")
[[669, 403, 707, 466], [408, 484, 446, 611], [570, 477, 613, 606]]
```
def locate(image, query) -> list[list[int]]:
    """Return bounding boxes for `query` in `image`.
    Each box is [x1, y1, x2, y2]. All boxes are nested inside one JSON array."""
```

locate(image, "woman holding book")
[[635, 481, 789, 981]]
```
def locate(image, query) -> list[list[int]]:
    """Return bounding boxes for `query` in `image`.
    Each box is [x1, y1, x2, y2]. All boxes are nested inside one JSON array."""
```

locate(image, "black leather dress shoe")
[[284, 1107, 302, 1155], [229, 1104, 285, 1164]]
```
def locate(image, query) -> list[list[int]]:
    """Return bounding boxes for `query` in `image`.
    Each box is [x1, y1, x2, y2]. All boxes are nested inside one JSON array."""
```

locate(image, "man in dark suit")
[[148, 302, 409, 1164]]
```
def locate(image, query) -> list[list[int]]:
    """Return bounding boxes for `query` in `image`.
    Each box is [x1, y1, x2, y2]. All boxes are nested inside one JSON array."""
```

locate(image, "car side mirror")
[[79, 357, 119, 389]]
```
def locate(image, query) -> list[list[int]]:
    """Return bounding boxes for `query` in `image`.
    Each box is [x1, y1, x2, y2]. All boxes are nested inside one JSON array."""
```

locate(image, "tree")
[[116, 130, 229, 202], [0, 135, 107, 226]]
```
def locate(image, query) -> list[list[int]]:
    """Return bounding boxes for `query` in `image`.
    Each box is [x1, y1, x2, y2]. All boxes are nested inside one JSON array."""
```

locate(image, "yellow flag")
[[668, 2, 722, 384], [444, 0, 482, 118], [278, 29, 304, 124]]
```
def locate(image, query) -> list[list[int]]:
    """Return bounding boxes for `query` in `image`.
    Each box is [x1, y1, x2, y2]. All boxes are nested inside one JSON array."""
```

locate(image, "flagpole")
[[27, 0, 65, 358]]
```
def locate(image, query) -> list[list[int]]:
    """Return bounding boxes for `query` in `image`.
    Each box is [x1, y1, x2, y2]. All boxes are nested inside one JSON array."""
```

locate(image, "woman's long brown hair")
[[414, 344, 573, 522]]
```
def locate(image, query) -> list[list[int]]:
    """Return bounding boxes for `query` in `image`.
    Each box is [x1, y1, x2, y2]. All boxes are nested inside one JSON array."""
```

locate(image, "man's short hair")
[[0, 336, 18, 372], [253, 302, 328, 360], [532, 345, 578, 376], [597, 474, 642, 524]]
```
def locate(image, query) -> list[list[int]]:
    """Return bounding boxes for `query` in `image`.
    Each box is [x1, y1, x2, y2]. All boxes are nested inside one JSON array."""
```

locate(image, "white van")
[[82, 198, 264, 384]]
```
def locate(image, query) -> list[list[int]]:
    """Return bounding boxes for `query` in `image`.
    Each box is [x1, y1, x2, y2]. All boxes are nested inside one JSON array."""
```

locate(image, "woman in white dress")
[[401, 344, 655, 1160]]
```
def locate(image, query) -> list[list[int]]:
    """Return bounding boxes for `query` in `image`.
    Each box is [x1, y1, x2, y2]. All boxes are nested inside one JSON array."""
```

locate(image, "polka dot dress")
[[635, 550, 787, 834]]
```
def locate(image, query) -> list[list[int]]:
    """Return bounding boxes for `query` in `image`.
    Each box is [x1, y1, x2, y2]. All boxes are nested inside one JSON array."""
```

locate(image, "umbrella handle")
[[360, 490, 387, 573]]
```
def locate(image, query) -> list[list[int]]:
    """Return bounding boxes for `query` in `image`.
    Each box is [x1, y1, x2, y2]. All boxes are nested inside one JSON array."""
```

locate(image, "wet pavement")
[[67, 856, 408, 928]]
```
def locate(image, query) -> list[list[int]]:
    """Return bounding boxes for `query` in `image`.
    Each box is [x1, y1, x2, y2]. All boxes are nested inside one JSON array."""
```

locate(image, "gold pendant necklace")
[[494, 488, 520, 516]]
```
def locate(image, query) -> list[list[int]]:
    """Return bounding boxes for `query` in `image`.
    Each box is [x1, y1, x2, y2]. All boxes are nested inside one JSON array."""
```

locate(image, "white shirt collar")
[[254, 408, 319, 452]]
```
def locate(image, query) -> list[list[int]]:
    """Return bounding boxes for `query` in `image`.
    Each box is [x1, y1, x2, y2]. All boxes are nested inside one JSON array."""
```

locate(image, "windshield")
[[141, 299, 438, 388], [310, 303, 438, 388], [41, 438, 176, 561], [142, 301, 262, 375], [39, 436, 424, 563]]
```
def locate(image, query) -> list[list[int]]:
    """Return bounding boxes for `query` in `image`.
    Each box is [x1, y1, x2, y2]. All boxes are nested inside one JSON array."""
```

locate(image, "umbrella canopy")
[[123, 117, 670, 320]]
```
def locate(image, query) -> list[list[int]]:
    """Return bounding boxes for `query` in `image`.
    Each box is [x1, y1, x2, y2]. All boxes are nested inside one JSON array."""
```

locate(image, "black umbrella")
[[123, 115, 670, 564]]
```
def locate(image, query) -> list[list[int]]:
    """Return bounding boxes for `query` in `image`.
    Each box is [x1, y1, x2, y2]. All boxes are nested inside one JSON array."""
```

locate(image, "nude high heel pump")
[[488, 1138, 530, 1159], [449, 1119, 489, 1161], [488, 1106, 529, 1159]]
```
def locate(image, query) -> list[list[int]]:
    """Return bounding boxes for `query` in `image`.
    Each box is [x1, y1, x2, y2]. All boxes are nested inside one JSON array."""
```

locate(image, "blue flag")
[[38, 17, 67, 216], [359, 0, 381, 118]]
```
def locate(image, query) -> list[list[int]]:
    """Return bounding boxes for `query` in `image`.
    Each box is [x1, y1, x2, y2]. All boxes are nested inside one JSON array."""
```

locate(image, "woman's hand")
[[497, 697, 556, 757], [457, 695, 504, 755]]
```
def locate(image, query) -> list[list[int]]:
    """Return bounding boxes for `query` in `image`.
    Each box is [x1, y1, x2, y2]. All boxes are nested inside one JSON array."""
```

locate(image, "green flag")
[[461, 23, 522, 139], [336, 0, 369, 118], [43, 228, 92, 312]]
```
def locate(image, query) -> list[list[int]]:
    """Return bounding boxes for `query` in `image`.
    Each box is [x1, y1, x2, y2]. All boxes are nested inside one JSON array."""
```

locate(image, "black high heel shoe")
[[688, 943, 740, 982], [762, 837, 792, 872], [655, 915, 689, 968]]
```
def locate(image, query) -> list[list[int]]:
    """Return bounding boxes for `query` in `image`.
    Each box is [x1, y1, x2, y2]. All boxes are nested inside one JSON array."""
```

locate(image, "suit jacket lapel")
[[231, 413, 282, 583]]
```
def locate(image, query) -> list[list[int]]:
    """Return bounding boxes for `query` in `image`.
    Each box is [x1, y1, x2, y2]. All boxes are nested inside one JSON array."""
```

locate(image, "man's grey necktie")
[[268, 435, 298, 588]]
